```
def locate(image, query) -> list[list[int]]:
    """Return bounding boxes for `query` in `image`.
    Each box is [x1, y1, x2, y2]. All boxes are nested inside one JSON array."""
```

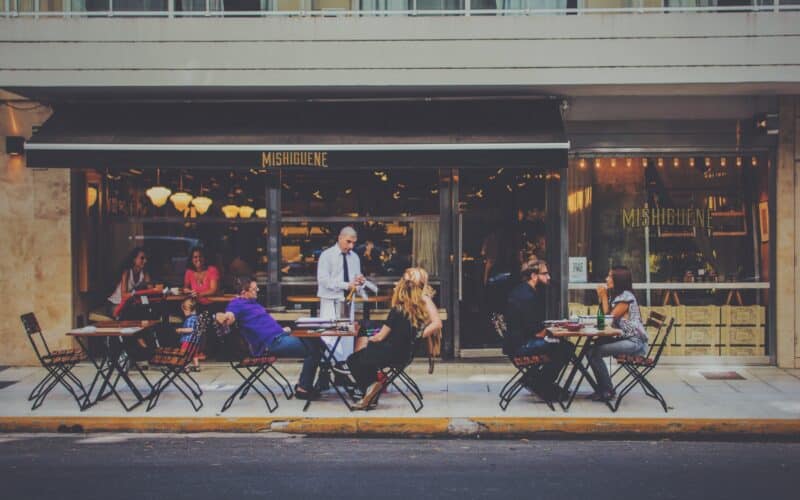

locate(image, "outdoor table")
[[547, 325, 622, 412], [291, 328, 358, 412], [164, 293, 238, 304], [285, 295, 391, 321], [67, 320, 158, 412]]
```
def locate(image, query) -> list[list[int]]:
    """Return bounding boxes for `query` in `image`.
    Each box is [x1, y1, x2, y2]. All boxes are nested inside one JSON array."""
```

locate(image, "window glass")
[[279, 169, 439, 281], [81, 168, 268, 297], [568, 154, 771, 357]]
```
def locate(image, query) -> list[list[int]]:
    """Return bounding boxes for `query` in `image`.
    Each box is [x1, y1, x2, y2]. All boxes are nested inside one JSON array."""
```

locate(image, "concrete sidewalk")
[[1, 361, 799, 438]]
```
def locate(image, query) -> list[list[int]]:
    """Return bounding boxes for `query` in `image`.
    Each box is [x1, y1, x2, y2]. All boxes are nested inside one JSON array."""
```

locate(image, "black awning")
[[26, 99, 569, 170]]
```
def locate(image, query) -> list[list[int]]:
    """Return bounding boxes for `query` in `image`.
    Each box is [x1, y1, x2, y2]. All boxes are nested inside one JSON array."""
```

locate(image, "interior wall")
[[0, 92, 72, 365]]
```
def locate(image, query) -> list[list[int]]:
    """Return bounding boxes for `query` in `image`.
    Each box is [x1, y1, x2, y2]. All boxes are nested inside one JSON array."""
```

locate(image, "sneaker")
[[332, 362, 357, 388]]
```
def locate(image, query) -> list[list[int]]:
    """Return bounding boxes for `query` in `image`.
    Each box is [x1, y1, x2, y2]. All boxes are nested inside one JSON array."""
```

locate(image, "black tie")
[[342, 253, 350, 284]]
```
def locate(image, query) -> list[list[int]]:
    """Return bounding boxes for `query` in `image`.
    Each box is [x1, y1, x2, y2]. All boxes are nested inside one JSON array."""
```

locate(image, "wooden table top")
[[546, 326, 622, 338], [285, 295, 391, 304], [67, 320, 159, 337], [291, 329, 358, 338], [164, 294, 238, 303]]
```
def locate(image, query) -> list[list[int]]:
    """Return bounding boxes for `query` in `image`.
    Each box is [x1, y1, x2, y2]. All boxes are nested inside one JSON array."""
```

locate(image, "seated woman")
[[344, 267, 442, 410], [183, 246, 220, 305], [588, 265, 649, 402], [107, 246, 154, 318]]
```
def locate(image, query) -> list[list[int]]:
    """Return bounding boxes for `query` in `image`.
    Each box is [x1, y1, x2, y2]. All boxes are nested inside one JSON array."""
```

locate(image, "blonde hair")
[[391, 267, 435, 329]]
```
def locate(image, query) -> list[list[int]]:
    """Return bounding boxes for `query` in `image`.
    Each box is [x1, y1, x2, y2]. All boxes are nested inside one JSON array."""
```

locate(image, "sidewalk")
[[1, 361, 799, 438]]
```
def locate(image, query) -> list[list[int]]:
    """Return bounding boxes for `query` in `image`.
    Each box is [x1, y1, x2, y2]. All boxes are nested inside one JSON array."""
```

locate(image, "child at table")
[[176, 297, 201, 372]]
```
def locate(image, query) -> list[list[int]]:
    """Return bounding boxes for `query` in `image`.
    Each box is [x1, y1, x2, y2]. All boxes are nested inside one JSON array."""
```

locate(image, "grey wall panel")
[[1, 13, 799, 92]]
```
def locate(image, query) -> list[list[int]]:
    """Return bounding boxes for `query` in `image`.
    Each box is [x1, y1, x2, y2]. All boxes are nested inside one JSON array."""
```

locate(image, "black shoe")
[[590, 390, 615, 402], [294, 386, 319, 401]]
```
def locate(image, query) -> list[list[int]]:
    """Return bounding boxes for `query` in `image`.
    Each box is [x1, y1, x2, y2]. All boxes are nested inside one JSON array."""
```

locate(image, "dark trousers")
[[347, 342, 402, 392], [515, 338, 575, 388]]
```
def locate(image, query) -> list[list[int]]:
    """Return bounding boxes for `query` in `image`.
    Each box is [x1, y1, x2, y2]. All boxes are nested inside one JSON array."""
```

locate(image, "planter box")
[[720, 326, 765, 346], [721, 305, 765, 326]]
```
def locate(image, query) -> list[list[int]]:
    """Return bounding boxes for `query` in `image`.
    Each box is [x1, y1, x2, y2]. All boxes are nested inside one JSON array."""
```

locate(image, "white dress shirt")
[[316, 244, 362, 300]]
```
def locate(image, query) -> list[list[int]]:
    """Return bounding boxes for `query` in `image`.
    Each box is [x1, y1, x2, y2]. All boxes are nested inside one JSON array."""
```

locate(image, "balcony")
[[2, 0, 799, 18]]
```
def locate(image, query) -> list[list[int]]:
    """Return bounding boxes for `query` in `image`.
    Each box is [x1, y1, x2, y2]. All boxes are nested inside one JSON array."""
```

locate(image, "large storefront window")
[[77, 168, 268, 301], [568, 154, 772, 357], [279, 168, 441, 298]]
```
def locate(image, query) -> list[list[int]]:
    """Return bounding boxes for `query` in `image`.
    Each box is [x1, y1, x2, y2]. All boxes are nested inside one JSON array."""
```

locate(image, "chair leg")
[[147, 367, 203, 412], [379, 368, 423, 413], [263, 365, 294, 400]]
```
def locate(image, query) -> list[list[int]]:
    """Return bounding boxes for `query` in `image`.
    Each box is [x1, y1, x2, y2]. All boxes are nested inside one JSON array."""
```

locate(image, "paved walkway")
[[1, 361, 799, 437]]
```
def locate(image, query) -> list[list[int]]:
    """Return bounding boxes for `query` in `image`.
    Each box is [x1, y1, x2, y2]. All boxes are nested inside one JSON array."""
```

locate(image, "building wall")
[[0, 13, 799, 92], [776, 96, 800, 369], [0, 94, 72, 365]]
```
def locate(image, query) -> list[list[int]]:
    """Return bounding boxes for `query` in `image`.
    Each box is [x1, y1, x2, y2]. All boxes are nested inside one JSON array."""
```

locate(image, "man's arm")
[[215, 311, 235, 326]]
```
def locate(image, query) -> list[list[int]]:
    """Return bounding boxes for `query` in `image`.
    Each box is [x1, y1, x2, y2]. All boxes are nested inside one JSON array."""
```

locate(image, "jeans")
[[268, 333, 322, 391], [588, 337, 647, 393], [515, 338, 575, 388]]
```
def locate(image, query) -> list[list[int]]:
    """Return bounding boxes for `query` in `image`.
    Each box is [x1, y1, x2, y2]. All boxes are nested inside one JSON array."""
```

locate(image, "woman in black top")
[[346, 267, 442, 410]]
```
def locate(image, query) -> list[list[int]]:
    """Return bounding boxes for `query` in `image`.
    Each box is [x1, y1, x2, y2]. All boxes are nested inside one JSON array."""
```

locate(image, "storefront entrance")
[[454, 168, 566, 352]]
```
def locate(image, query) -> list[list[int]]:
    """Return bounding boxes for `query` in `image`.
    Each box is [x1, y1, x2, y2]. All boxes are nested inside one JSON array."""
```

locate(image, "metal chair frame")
[[374, 339, 424, 413], [21, 313, 88, 411], [491, 313, 555, 411], [221, 337, 294, 413], [610, 311, 675, 412], [145, 311, 210, 412]]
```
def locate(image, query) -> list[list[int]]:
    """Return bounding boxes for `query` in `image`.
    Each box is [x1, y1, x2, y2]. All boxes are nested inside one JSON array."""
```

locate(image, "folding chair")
[[610, 311, 675, 412], [373, 338, 425, 413], [20, 313, 88, 410], [145, 311, 212, 412], [491, 313, 554, 411], [221, 333, 294, 413]]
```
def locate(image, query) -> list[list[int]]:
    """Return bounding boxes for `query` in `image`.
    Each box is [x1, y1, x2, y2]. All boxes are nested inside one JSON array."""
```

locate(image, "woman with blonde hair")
[[344, 267, 442, 410]]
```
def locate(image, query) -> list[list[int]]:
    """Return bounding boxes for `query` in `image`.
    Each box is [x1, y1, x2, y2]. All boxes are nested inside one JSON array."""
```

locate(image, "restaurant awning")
[[25, 98, 569, 170]]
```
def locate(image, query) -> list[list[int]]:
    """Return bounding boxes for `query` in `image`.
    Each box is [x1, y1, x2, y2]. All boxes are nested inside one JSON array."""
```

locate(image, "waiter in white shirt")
[[317, 226, 365, 359]]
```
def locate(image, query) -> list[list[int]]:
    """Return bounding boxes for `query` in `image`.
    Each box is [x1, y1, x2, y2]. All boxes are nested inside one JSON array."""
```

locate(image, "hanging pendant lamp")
[[170, 172, 193, 212], [146, 168, 172, 208]]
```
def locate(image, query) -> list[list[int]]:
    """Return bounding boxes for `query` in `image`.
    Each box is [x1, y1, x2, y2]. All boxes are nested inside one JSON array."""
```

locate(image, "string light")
[[626, 158, 632, 168], [736, 157, 742, 167], [579, 159, 586, 169], [642, 158, 648, 167], [705, 157, 712, 168], [689, 158, 696, 168], [673, 158, 680, 168], [720, 157, 727, 168], [751, 156, 758, 166], [657, 158, 664, 168]]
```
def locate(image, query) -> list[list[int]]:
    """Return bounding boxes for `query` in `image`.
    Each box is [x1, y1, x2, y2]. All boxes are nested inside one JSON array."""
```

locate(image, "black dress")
[[347, 308, 416, 392]]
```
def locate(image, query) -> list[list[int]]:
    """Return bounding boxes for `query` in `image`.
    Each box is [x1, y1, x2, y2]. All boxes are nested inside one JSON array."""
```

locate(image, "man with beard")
[[503, 259, 574, 401]]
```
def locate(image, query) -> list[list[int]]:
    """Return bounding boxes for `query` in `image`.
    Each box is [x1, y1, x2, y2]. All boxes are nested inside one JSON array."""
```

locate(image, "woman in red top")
[[183, 246, 220, 305]]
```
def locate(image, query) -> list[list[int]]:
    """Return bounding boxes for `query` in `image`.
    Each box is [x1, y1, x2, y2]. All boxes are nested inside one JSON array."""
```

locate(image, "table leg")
[[559, 337, 609, 412], [298, 336, 354, 412]]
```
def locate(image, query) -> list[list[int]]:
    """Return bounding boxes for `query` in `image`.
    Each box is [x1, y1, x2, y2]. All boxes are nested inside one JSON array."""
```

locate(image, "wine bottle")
[[596, 305, 605, 330]]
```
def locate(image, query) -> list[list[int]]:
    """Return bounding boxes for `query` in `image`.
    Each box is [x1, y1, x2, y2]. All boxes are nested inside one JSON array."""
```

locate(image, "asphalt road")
[[1, 433, 797, 500]]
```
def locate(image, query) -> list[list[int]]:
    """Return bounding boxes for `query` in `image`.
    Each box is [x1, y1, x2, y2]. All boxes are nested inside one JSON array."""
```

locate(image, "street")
[[0, 433, 797, 499]]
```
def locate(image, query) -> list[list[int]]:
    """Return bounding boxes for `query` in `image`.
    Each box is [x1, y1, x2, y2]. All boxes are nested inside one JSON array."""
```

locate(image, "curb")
[[2, 416, 800, 438]]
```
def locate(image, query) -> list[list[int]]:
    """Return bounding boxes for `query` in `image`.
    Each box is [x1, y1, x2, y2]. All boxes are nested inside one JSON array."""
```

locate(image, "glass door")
[[456, 168, 552, 350]]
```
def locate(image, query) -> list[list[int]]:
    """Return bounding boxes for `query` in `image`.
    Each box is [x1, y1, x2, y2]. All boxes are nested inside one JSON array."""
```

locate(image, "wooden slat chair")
[[145, 311, 212, 412], [221, 332, 294, 414], [20, 313, 88, 410], [610, 311, 675, 412], [492, 313, 554, 411]]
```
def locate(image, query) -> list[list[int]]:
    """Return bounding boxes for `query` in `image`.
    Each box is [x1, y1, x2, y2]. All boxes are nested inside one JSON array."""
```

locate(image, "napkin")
[[120, 327, 139, 334], [73, 325, 96, 333]]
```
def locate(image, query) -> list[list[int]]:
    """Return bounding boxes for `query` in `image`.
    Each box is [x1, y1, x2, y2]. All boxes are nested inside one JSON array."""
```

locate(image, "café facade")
[[2, 91, 796, 368]]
